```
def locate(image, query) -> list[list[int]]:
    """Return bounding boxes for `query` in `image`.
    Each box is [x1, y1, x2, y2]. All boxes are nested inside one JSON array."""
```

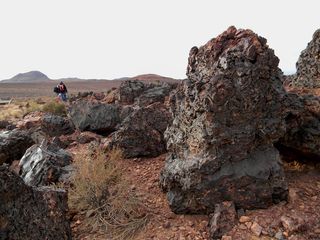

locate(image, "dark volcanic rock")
[[118, 80, 147, 105], [0, 165, 71, 240], [0, 120, 10, 129], [278, 93, 320, 158], [107, 102, 172, 158], [19, 140, 72, 186], [208, 201, 237, 239], [0, 129, 34, 165], [41, 114, 75, 137], [69, 101, 121, 135], [160, 26, 288, 214], [137, 83, 173, 106], [291, 29, 320, 88]]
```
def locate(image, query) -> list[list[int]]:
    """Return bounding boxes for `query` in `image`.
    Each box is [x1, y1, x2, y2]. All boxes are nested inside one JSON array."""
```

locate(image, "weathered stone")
[[41, 114, 75, 137], [251, 222, 262, 236], [280, 215, 306, 233], [69, 101, 121, 135], [239, 216, 251, 223], [208, 201, 237, 239], [160, 26, 288, 214], [278, 93, 320, 159], [0, 129, 34, 165], [107, 102, 172, 158], [118, 80, 147, 105], [137, 83, 173, 106], [77, 131, 101, 144], [291, 29, 320, 88], [0, 165, 71, 239], [19, 140, 72, 186]]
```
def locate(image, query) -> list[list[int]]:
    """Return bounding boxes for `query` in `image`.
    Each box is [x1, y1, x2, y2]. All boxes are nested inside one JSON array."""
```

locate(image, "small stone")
[[280, 216, 305, 233], [275, 231, 284, 240], [239, 216, 251, 223], [250, 222, 262, 237], [245, 222, 252, 229], [239, 224, 247, 230], [221, 236, 232, 240]]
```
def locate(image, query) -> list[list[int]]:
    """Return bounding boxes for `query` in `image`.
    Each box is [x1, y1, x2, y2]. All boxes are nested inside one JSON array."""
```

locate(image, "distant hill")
[[130, 74, 181, 83], [1, 71, 51, 83]]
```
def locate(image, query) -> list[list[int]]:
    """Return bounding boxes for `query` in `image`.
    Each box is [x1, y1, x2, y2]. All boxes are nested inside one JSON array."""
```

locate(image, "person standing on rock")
[[56, 81, 68, 102]]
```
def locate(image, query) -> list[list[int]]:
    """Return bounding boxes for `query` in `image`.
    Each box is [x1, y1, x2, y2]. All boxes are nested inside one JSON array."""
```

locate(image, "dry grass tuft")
[[0, 99, 43, 121], [69, 144, 149, 239]]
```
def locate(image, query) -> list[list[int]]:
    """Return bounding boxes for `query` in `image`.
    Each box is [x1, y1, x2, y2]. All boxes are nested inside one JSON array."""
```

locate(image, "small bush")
[[42, 100, 67, 116], [69, 144, 149, 239]]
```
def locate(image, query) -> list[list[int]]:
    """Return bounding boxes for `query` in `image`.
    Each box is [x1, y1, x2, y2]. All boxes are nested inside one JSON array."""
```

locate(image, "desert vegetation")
[[68, 144, 150, 239]]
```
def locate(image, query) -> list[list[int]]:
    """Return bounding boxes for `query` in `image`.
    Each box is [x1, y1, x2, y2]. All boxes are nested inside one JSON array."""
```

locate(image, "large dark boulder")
[[0, 165, 71, 240], [19, 140, 72, 186], [69, 101, 121, 135], [107, 102, 172, 158], [41, 114, 75, 137], [278, 93, 320, 158], [137, 83, 174, 106], [0, 129, 34, 165], [160, 26, 288, 214]]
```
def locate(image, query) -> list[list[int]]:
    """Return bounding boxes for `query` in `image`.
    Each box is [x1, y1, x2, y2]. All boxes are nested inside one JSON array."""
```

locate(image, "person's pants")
[[59, 93, 67, 102]]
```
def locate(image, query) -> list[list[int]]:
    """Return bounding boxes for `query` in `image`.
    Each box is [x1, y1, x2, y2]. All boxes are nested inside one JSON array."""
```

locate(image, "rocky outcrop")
[[107, 102, 172, 158], [160, 26, 288, 214], [116, 79, 176, 106], [19, 140, 72, 186], [41, 114, 75, 137], [137, 83, 173, 106], [118, 80, 147, 105], [278, 93, 320, 158], [69, 101, 121, 135], [290, 29, 320, 88], [0, 129, 34, 165], [0, 165, 71, 239]]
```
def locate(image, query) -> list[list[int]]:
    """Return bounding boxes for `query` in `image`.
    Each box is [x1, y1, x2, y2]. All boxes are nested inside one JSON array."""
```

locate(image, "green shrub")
[[42, 100, 67, 116]]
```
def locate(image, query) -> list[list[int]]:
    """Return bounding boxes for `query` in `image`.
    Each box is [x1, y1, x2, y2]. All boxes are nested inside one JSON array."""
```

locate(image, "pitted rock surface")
[[41, 114, 75, 137], [0, 165, 71, 240], [160, 26, 288, 214], [279, 93, 320, 158], [107, 102, 172, 158], [291, 29, 320, 88]]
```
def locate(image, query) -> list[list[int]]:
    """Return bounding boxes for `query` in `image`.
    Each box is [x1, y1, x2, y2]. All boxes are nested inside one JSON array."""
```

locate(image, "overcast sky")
[[0, 0, 319, 80]]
